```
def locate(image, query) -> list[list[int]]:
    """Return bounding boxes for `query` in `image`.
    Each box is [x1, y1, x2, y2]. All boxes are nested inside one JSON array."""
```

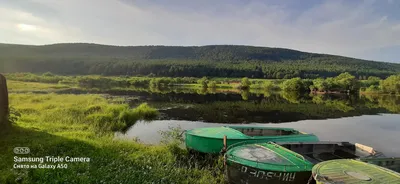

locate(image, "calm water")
[[107, 89, 400, 156]]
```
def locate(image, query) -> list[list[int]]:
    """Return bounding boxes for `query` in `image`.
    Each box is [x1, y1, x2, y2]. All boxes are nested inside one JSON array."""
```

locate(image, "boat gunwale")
[[186, 126, 316, 139], [226, 156, 313, 172], [225, 141, 380, 172], [226, 143, 314, 171]]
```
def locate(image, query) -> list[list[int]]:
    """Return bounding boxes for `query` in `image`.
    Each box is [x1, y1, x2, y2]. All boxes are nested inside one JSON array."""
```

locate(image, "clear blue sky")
[[0, 0, 399, 63]]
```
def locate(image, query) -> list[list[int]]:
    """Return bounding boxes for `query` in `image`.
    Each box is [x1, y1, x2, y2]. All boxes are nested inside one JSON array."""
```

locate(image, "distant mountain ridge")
[[0, 43, 399, 78], [0, 43, 375, 61]]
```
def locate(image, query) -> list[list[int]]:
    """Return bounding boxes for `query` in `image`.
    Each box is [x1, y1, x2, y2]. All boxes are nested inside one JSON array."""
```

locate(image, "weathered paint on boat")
[[225, 142, 382, 184], [312, 159, 400, 184], [226, 142, 315, 184], [359, 157, 400, 173], [185, 126, 319, 153]]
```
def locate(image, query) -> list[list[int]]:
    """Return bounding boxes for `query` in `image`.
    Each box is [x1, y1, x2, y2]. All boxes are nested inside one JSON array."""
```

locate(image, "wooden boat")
[[225, 141, 383, 184], [312, 159, 400, 183], [185, 126, 319, 153], [359, 157, 400, 173]]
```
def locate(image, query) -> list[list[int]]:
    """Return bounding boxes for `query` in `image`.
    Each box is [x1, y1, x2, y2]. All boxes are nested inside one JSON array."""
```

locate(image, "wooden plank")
[[0, 74, 9, 126], [355, 143, 376, 155]]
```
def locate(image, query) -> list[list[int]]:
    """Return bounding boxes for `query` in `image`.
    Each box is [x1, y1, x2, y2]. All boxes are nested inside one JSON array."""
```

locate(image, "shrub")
[[240, 77, 251, 89], [208, 81, 217, 89], [281, 78, 305, 92], [263, 81, 274, 90], [197, 77, 208, 88], [132, 103, 159, 121]]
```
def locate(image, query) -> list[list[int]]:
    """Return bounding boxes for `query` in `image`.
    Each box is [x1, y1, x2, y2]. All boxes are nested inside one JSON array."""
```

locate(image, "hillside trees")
[[1, 44, 400, 79]]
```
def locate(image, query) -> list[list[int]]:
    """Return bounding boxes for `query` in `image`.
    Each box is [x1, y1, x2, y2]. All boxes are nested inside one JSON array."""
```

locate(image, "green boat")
[[312, 159, 400, 184], [185, 126, 319, 153], [359, 157, 400, 173], [225, 142, 381, 184]]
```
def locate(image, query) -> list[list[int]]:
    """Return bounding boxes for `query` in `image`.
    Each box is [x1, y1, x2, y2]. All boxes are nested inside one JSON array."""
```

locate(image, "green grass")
[[0, 93, 224, 184], [7, 80, 73, 92]]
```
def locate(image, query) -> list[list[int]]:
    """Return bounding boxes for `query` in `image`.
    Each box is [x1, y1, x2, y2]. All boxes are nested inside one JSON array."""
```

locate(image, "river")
[[112, 89, 400, 157]]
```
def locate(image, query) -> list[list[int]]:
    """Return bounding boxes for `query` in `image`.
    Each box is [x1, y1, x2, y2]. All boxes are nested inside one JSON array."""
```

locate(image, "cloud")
[[17, 23, 38, 31], [0, 0, 399, 62], [0, 6, 82, 44]]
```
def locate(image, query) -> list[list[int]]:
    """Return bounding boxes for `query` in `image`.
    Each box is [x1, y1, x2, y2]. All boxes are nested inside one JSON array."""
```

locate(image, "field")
[[0, 83, 225, 184]]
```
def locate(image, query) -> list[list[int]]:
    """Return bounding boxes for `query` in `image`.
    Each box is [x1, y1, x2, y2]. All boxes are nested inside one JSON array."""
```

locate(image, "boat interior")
[[233, 127, 297, 136], [278, 142, 378, 164]]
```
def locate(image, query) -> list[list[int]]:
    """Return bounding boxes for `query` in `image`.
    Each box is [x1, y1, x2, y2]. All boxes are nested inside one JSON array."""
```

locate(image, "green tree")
[[334, 72, 359, 92], [208, 81, 217, 89], [281, 77, 304, 92], [364, 76, 381, 86], [197, 77, 208, 88], [380, 75, 400, 94], [240, 77, 251, 89], [365, 85, 380, 93], [263, 81, 274, 90], [313, 78, 329, 92]]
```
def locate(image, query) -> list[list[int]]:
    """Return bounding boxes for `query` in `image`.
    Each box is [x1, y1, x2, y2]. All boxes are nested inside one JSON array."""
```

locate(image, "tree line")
[[5, 72, 400, 94], [279, 73, 400, 94], [1, 44, 400, 79]]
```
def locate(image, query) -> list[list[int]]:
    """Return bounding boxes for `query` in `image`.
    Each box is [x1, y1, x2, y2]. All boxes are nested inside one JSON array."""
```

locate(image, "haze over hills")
[[0, 43, 399, 79]]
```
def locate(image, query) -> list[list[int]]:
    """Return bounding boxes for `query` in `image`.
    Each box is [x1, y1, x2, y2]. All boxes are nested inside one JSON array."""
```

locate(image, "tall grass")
[[9, 93, 158, 132], [1, 93, 224, 184]]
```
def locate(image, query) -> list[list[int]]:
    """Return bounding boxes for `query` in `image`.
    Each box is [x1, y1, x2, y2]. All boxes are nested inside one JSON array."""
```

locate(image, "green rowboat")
[[225, 142, 381, 184], [312, 159, 400, 184], [185, 126, 319, 153], [359, 157, 400, 173]]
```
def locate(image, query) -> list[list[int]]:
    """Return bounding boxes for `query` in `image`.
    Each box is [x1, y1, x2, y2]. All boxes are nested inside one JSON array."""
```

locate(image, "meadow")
[[0, 87, 225, 183]]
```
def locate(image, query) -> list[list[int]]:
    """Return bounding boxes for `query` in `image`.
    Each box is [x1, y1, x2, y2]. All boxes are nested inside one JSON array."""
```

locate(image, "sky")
[[0, 0, 399, 63]]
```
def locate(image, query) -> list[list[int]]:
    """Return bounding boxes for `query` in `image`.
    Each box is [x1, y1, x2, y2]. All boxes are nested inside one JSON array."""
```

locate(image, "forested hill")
[[1, 43, 399, 79]]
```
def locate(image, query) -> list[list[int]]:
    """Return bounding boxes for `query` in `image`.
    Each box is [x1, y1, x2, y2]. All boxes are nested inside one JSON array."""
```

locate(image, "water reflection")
[[124, 91, 399, 124], [55, 86, 400, 124], [95, 87, 400, 156], [117, 114, 400, 157]]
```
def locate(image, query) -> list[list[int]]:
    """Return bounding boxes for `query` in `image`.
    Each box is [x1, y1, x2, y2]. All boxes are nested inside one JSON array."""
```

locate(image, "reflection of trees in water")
[[311, 94, 354, 112], [241, 90, 249, 100], [281, 91, 302, 103], [156, 92, 397, 123], [263, 90, 272, 98], [59, 86, 399, 122], [196, 88, 208, 95], [361, 94, 400, 113]]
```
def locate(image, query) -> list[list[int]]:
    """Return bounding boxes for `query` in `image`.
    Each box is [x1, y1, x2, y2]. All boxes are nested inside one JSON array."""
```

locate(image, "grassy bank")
[[7, 80, 73, 92], [4, 73, 281, 90], [0, 93, 224, 184]]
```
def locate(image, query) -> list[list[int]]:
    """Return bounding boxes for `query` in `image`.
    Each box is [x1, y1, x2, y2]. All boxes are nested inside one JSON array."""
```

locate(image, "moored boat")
[[312, 159, 400, 183], [185, 126, 319, 153], [359, 157, 400, 173], [225, 141, 382, 184]]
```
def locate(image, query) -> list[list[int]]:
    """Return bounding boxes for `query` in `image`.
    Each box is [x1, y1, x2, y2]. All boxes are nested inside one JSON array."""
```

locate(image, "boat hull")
[[185, 127, 319, 153], [226, 161, 312, 184], [360, 157, 400, 172]]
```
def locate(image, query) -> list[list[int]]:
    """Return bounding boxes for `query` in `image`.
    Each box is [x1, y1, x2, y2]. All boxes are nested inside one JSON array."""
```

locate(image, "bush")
[[263, 81, 274, 90], [208, 81, 217, 89], [365, 85, 381, 93], [380, 75, 400, 94], [197, 77, 208, 88], [132, 103, 159, 121], [240, 77, 251, 89], [281, 78, 305, 92]]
